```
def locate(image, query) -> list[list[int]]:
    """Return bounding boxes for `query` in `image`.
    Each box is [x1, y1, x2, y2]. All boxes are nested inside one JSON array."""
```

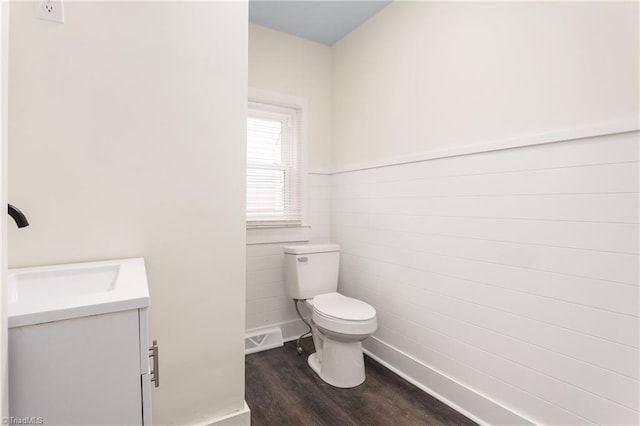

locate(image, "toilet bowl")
[[283, 244, 377, 388], [306, 292, 377, 388]]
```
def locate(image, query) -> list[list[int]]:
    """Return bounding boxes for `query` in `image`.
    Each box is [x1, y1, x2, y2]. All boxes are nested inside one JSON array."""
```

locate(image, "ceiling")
[[248, 1, 392, 46]]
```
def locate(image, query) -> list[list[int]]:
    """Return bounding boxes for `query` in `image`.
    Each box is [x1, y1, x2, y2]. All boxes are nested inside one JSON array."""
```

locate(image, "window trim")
[[246, 88, 308, 229]]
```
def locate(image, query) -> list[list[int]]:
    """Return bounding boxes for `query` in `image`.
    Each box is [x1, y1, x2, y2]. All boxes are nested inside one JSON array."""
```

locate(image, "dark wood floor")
[[245, 338, 477, 426]]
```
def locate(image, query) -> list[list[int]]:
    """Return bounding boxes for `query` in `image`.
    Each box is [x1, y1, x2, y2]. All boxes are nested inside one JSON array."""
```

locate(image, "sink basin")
[[8, 258, 149, 328], [8, 265, 119, 304]]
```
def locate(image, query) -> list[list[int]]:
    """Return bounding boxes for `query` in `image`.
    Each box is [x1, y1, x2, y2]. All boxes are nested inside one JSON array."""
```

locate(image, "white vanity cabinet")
[[7, 258, 155, 426]]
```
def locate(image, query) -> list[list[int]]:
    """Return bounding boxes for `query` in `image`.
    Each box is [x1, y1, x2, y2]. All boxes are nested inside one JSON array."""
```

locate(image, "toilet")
[[283, 244, 377, 388]]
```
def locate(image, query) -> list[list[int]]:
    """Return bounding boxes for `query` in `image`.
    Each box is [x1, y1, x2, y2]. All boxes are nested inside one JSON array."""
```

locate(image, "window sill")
[[246, 225, 311, 245]]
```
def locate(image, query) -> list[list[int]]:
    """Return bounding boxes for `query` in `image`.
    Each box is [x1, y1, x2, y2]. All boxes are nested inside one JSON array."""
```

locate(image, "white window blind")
[[247, 101, 302, 226]]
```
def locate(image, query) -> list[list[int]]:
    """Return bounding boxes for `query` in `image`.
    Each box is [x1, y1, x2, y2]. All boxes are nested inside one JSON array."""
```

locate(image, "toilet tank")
[[283, 244, 340, 300]]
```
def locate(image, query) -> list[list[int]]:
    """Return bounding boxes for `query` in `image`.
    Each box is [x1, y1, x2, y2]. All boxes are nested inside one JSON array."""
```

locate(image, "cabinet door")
[[9, 310, 142, 425], [141, 373, 153, 426], [138, 308, 153, 426]]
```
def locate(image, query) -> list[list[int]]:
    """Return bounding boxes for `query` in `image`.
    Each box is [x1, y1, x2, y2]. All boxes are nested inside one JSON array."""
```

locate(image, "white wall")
[[246, 24, 332, 337], [331, 1, 639, 171], [330, 2, 639, 424], [8, 3, 247, 424]]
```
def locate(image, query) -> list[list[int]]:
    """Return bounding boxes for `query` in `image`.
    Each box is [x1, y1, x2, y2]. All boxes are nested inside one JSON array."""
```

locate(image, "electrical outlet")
[[35, 0, 64, 23]]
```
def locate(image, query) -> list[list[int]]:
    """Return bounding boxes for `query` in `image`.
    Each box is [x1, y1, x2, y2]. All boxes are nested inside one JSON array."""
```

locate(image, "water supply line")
[[293, 299, 313, 355]]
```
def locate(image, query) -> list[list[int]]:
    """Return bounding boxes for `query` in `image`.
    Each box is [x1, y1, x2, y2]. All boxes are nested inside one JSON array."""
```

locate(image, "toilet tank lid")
[[283, 244, 340, 255]]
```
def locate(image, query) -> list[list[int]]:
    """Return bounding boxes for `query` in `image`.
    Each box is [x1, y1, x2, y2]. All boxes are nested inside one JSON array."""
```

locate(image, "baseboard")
[[246, 318, 309, 345], [197, 401, 251, 426], [363, 337, 533, 426]]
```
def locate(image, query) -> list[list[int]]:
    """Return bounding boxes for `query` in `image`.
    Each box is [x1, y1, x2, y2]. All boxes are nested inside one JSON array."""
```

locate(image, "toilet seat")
[[310, 292, 377, 336], [313, 292, 376, 321]]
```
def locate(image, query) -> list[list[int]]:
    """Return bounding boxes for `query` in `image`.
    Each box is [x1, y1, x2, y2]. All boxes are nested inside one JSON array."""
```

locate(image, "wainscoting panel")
[[331, 132, 640, 425]]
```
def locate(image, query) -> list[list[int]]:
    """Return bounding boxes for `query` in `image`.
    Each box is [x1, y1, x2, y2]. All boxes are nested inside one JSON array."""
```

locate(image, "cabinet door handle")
[[149, 340, 160, 388]]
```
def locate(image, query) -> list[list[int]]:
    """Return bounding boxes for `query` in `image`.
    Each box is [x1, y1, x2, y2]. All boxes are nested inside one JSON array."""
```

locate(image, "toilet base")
[[307, 336, 366, 388]]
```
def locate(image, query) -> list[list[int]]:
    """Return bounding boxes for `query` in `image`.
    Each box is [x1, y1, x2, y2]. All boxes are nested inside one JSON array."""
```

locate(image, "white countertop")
[[8, 257, 150, 328]]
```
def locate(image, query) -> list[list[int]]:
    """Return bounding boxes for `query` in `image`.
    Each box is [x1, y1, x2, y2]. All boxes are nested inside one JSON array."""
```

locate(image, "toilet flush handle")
[[298, 257, 308, 262]]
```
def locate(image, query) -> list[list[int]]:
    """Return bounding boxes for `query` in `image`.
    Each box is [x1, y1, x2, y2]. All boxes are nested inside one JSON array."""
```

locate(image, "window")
[[246, 101, 303, 226]]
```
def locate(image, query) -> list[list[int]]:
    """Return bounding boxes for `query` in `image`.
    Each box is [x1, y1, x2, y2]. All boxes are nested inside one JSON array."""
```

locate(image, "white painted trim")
[[247, 88, 310, 228], [331, 120, 639, 174], [363, 336, 534, 426], [308, 170, 332, 175], [195, 401, 251, 426], [246, 225, 311, 245], [0, 1, 8, 419], [248, 88, 307, 111]]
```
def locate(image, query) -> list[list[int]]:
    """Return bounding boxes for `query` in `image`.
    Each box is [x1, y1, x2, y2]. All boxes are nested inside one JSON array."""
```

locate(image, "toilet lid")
[[313, 292, 376, 321]]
